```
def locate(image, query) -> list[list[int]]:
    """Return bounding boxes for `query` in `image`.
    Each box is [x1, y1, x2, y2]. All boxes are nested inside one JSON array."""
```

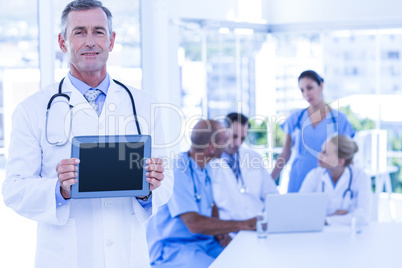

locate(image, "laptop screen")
[[265, 193, 328, 233]]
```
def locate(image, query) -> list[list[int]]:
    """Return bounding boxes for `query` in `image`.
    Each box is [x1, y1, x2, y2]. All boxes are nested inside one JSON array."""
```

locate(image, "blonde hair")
[[329, 135, 358, 166]]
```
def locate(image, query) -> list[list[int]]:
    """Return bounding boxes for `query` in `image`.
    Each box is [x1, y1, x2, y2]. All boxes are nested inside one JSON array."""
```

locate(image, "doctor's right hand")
[[56, 158, 80, 199]]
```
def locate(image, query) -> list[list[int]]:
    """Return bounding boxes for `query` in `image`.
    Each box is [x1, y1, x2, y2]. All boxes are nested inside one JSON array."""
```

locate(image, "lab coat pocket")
[[130, 214, 150, 268], [36, 218, 78, 268]]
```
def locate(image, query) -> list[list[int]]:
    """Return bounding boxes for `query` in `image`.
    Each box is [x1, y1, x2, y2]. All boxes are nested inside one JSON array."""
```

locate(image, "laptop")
[[265, 193, 328, 233]]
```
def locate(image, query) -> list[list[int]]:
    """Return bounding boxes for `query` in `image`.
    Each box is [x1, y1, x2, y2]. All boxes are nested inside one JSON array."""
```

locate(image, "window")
[[272, 29, 402, 192], [0, 1, 39, 266], [180, 23, 402, 192], [0, 0, 39, 152]]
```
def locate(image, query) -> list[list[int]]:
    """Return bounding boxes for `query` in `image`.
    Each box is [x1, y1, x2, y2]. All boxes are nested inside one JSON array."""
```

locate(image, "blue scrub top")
[[147, 152, 220, 265], [281, 108, 355, 192]]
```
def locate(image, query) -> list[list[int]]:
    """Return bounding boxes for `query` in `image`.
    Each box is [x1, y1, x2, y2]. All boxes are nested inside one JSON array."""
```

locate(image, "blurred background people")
[[146, 119, 256, 268], [271, 70, 355, 192], [208, 113, 277, 221], [299, 135, 372, 225]]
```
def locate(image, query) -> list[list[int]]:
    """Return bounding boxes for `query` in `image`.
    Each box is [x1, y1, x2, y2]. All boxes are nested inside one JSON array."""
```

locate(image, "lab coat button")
[[58, 203, 62, 206], [106, 239, 113, 247], [104, 201, 112, 207]]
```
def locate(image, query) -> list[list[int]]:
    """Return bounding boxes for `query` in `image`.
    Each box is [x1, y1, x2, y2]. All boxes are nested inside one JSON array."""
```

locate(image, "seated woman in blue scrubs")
[[271, 70, 355, 192], [299, 135, 372, 225]]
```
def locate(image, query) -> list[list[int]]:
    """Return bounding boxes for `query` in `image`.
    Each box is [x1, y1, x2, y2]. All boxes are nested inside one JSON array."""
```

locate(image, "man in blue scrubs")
[[147, 119, 257, 268]]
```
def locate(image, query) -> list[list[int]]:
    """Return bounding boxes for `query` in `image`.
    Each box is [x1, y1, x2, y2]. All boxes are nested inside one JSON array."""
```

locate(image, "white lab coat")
[[2, 76, 173, 268], [208, 147, 278, 220], [299, 165, 371, 225]]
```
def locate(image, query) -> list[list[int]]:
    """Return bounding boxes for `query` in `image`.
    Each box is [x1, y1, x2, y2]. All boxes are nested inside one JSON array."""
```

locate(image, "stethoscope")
[[296, 107, 337, 132], [45, 77, 141, 146], [321, 166, 353, 209], [187, 153, 214, 208], [227, 153, 248, 194]]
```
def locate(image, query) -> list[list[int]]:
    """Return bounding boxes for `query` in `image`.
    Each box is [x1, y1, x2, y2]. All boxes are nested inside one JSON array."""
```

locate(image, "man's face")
[[58, 8, 115, 77], [225, 121, 248, 155]]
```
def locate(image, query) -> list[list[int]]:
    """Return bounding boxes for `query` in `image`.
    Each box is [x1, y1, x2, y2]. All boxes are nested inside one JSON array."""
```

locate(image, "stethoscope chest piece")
[[239, 186, 248, 194]]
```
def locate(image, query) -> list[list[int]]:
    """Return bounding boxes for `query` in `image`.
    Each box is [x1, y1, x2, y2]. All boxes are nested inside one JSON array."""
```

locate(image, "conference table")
[[210, 222, 402, 268]]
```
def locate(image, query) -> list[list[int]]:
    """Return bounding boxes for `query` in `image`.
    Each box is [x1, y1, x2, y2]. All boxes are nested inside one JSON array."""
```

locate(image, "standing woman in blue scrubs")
[[271, 70, 355, 192]]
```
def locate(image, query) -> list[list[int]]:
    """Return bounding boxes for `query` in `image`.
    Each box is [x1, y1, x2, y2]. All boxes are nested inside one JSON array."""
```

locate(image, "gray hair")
[[60, 0, 113, 39], [329, 135, 358, 167]]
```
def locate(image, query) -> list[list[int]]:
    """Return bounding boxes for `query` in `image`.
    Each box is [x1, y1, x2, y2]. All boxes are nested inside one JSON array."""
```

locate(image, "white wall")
[[168, 0, 402, 28], [168, 0, 263, 22], [264, 0, 402, 28], [168, 0, 239, 20], [142, 0, 185, 153]]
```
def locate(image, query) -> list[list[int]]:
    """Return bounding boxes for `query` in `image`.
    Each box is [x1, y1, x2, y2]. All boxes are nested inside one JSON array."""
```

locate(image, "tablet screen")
[[78, 142, 144, 192]]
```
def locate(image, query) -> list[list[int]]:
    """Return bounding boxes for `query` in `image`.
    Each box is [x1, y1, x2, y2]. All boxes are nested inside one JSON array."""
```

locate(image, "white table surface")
[[210, 222, 402, 268]]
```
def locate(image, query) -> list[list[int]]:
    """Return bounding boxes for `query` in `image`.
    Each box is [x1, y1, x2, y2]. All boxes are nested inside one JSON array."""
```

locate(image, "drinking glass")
[[257, 213, 268, 238]]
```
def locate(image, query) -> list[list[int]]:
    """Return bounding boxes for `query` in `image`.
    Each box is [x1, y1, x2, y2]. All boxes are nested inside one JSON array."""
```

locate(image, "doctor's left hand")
[[214, 233, 232, 247], [144, 158, 165, 191], [56, 158, 80, 199], [332, 209, 348, 216]]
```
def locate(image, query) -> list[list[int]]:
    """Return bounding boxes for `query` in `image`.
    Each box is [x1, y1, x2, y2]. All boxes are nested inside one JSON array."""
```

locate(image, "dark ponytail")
[[298, 70, 324, 85]]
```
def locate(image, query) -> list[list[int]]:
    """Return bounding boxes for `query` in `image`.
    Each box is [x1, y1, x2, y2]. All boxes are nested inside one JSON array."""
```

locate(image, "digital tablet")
[[70, 135, 151, 199]]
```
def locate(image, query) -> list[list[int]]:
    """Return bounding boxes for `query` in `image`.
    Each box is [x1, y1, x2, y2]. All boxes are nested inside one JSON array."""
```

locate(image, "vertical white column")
[[375, 31, 381, 130], [235, 35, 242, 109], [201, 28, 208, 116], [141, 0, 183, 153], [38, 0, 55, 88]]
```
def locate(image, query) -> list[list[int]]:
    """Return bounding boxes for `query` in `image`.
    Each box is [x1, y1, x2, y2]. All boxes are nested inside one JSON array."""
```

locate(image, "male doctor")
[[208, 113, 278, 221], [2, 1, 173, 267], [147, 119, 256, 268]]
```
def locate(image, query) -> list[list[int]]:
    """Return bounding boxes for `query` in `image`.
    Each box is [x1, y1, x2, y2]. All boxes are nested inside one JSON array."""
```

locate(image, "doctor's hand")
[[144, 158, 165, 191], [241, 217, 257, 231], [332, 209, 348, 216], [214, 233, 232, 247], [56, 158, 80, 199]]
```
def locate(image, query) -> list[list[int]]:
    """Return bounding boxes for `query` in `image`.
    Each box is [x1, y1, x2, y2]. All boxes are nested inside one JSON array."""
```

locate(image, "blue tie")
[[84, 88, 102, 115], [228, 153, 241, 180]]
